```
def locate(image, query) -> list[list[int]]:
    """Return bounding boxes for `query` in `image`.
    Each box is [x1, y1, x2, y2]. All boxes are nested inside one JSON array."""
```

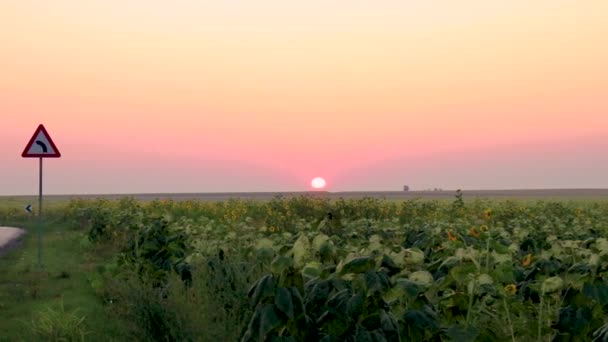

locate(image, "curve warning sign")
[[22, 124, 61, 158]]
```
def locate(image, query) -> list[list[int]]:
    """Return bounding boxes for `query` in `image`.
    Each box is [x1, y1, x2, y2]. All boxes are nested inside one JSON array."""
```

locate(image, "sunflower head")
[[479, 224, 489, 232], [483, 209, 493, 220], [447, 230, 458, 241], [268, 226, 277, 233], [469, 227, 481, 238], [504, 284, 517, 295], [522, 253, 533, 267]]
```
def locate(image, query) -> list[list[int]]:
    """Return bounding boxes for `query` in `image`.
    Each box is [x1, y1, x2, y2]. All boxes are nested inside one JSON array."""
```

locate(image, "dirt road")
[[0, 227, 26, 256]]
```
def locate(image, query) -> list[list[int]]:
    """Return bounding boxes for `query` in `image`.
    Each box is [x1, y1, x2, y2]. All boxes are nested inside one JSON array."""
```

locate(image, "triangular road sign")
[[22, 124, 61, 158]]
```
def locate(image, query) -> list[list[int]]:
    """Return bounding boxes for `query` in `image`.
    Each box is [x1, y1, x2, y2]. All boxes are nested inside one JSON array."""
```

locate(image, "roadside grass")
[[0, 196, 70, 212], [0, 216, 129, 341]]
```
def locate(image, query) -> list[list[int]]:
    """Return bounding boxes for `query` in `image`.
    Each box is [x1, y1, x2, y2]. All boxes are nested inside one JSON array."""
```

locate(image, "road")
[[0, 227, 26, 256]]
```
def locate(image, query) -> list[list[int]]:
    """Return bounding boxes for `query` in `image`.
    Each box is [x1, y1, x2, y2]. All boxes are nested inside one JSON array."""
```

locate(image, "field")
[[1, 192, 608, 341], [4, 188, 608, 203]]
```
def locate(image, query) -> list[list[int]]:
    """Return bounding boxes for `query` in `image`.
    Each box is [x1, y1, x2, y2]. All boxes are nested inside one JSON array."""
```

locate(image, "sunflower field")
[[62, 195, 608, 341]]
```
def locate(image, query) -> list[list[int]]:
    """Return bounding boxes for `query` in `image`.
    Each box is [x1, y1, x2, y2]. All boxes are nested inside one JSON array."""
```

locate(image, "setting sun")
[[311, 177, 326, 189]]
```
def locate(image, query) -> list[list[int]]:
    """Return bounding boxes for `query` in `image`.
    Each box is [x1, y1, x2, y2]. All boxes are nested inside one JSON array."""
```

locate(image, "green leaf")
[[379, 310, 399, 334], [490, 240, 510, 254], [287, 287, 305, 317], [592, 323, 608, 342], [275, 288, 294, 320], [367, 234, 385, 253], [255, 237, 274, 250], [249, 274, 276, 307], [346, 293, 366, 319], [403, 248, 425, 265], [327, 289, 350, 316], [292, 235, 311, 267], [594, 238, 608, 256], [279, 267, 304, 291], [306, 280, 331, 313], [384, 279, 421, 302], [271, 255, 293, 274], [365, 271, 391, 294], [582, 282, 608, 306], [256, 247, 276, 262], [541, 276, 564, 294], [320, 265, 336, 279], [555, 306, 593, 335], [355, 325, 373, 342], [360, 313, 382, 331], [403, 308, 436, 340], [318, 242, 336, 263], [340, 257, 376, 275], [258, 304, 283, 341], [493, 263, 515, 284], [409, 270, 434, 287], [369, 331, 388, 342], [403, 306, 438, 331], [380, 255, 401, 276], [242, 305, 261, 342], [318, 311, 351, 337], [388, 249, 407, 268], [468, 273, 494, 295], [438, 256, 460, 270], [450, 264, 477, 285], [313, 234, 331, 251], [302, 262, 322, 279]]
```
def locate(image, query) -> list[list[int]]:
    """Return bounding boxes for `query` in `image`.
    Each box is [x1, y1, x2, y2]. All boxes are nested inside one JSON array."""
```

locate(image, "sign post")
[[22, 124, 61, 269]]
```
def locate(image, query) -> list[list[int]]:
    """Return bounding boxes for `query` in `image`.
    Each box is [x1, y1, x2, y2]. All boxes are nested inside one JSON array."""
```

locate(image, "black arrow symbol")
[[25, 204, 33, 213], [35, 140, 48, 152]]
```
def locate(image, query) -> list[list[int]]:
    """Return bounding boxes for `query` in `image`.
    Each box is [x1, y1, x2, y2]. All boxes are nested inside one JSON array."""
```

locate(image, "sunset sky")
[[1, 1, 607, 195]]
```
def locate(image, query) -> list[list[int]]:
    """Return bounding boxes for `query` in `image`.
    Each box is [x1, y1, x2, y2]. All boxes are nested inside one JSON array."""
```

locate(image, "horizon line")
[[2, 187, 608, 198]]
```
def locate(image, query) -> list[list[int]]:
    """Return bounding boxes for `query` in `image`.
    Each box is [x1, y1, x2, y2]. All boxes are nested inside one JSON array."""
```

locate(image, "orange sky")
[[1, 1, 607, 194]]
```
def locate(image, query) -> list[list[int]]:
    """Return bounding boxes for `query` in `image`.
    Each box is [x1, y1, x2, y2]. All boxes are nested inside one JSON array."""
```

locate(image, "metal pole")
[[38, 157, 43, 269]]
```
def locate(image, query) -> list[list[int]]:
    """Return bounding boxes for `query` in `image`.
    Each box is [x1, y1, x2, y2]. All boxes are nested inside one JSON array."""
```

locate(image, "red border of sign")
[[22, 124, 61, 158]]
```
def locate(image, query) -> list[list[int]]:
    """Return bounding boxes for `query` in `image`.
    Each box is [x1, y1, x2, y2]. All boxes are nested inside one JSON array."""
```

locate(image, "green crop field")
[[1, 194, 608, 341]]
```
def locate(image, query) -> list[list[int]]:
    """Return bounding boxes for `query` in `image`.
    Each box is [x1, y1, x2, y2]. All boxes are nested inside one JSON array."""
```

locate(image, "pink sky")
[[1, 1, 607, 195]]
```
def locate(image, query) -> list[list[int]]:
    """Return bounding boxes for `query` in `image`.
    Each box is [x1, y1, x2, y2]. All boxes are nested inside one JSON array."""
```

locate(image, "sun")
[[311, 177, 326, 189]]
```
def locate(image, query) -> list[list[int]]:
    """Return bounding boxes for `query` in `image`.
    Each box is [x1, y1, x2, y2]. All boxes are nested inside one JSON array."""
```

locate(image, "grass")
[[0, 196, 70, 212], [0, 214, 129, 341]]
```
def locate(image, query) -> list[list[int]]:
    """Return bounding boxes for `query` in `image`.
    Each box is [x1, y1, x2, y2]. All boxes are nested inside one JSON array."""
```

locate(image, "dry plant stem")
[[538, 293, 544, 342], [502, 297, 516, 342], [466, 279, 476, 327]]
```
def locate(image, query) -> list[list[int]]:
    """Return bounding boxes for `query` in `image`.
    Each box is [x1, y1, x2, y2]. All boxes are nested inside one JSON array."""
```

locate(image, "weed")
[[23, 298, 89, 342]]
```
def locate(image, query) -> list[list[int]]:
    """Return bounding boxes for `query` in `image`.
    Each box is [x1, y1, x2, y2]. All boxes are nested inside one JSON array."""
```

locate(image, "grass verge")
[[0, 217, 129, 341]]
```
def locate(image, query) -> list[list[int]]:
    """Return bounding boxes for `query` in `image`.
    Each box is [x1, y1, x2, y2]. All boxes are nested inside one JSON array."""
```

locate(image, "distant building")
[[403, 185, 410, 191]]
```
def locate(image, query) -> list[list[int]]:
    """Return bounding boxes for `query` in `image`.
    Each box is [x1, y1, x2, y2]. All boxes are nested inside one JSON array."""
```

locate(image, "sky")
[[1, 1, 607, 195]]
